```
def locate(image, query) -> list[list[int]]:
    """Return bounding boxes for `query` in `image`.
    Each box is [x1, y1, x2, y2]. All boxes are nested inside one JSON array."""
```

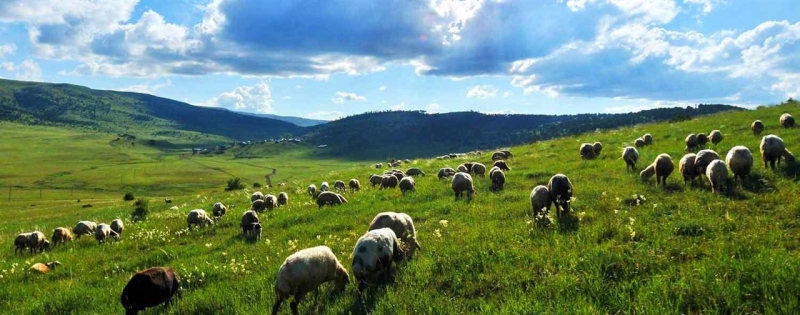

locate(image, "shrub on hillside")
[[131, 198, 149, 222], [123, 192, 135, 201], [253, 182, 262, 188], [226, 177, 245, 191]]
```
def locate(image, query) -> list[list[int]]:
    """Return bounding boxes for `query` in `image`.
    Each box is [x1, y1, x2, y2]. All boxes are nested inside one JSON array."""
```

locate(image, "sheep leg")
[[289, 298, 300, 315], [271, 296, 284, 315]]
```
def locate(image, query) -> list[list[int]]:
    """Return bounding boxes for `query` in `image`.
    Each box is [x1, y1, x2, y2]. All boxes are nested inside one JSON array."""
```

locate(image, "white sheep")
[[51, 227, 73, 247], [348, 179, 360, 193], [368, 212, 421, 259], [706, 159, 728, 194], [451, 172, 475, 201], [240, 210, 260, 236], [307, 184, 317, 197], [333, 180, 346, 192], [697, 133, 709, 148], [72, 221, 97, 239], [368, 174, 383, 187], [398, 176, 416, 194], [643, 133, 653, 145], [679, 153, 700, 187], [580, 143, 596, 159], [694, 149, 720, 176], [380, 175, 399, 189], [751, 120, 764, 135], [14, 231, 49, 254], [621, 146, 639, 171], [471, 163, 487, 177], [94, 223, 119, 245], [634, 137, 645, 148], [489, 167, 506, 191], [251, 191, 265, 202], [725, 145, 754, 188], [110, 219, 124, 237], [547, 174, 573, 218], [187, 209, 215, 230], [685, 134, 698, 152], [278, 192, 289, 206], [212, 202, 227, 219], [530, 185, 550, 217], [641, 154, 674, 186], [780, 113, 795, 128], [760, 134, 796, 170], [709, 130, 723, 145], [437, 167, 456, 179], [491, 151, 507, 161], [316, 191, 347, 208], [264, 194, 277, 210], [456, 164, 469, 173], [320, 182, 330, 192], [352, 228, 403, 292], [252, 223, 263, 240], [405, 168, 426, 177], [271, 246, 349, 315]]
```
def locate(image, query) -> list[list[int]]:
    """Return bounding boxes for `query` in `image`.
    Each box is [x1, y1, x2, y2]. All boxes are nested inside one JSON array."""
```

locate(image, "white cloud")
[[205, 82, 274, 113], [604, 100, 690, 113], [0, 61, 13, 71], [503, 91, 512, 98], [427, 103, 440, 112], [306, 110, 343, 120], [391, 102, 406, 111], [118, 80, 172, 95], [15, 59, 42, 81], [608, 0, 679, 24], [0, 44, 15, 58], [379, 85, 387, 91], [333, 92, 366, 104], [561, 0, 596, 12], [683, 0, 724, 14], [282, 96, 292, 100], [485, 109, 515, 115], [295, 85, 303, 89], [466, 85, 498, 98]]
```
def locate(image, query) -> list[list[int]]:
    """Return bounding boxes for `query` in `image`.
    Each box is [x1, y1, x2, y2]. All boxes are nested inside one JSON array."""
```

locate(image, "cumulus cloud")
[[379, 85, 387, 91], [391, 102, 406, 111], [332, 92, 366, 104], [118, 79, 172, 95], [205, 82, 274, 113], [427, 103, 440, 112], [15, 59, 42, 81], [0, 61, 13, 71], [306, 110, 343, 120], [466, 85, 497, 98], [0, 44, 15, 58]]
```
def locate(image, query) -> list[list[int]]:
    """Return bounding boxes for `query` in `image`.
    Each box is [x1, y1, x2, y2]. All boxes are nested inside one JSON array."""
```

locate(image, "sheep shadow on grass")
[[740, 172, 776, 194], [347, 270, 399, 314], [777, 162, 800, 181], [557, 212, 580, 233]]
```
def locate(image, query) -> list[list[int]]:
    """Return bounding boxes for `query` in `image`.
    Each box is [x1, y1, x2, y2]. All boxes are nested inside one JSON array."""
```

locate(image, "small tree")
[[131, 198, 149, 222], [253, 182, 262, 188], [123, 192, 135, 201], [226, 177, 245, 191]]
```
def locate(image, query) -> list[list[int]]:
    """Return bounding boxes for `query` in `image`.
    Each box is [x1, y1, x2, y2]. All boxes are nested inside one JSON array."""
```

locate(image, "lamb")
[[264, 194, 277, 210], [368, 212, 421, 259], [580, 143, 596, 159], [398, 176, 416, 194], [252, 223, 263, 240], [679, 153, 700, 187], [697, 133, 708, 148], [685, 134, 698, 152], [593, 142, 603, 155], [380, 175, 399, 189], [307, 184, 317, 197], [547, 174, 573, 218], [643, 133, 653, 145], [369, 174, 383, 187], [634, 137, 645, 148], [252, 199, 266, 212], [694, 149, 720, 176], [621, 146, 639, 171], [333, 180, 346, 192], [352, 228, 403, 291], [530, 185, 551, 217], [212, 202, 227, 219], [51, 227, 73, 247], [706, 159, 729, 194], [491, 151, 507, 161], [456, 164, 469, 173], [111, 219, 125, 237], [489, 168, 506, 191], [241, 210, 260, 236], [493, 160, 510, 171], [752, 120, 764, 135], [709, 130, 723, 145], [316, 191, 348, 208], [641, 153, 674, 186], [72, 220, 97, 239], [725, 146, 754, 188], [14, 231, 49, 254], [761, 134, 796, 170], [271, 246, 349, 315], [251, 191, 265, 202], [451, 172, 476, 201], [94, 223, 119, 244], [781, 113, 795, 128], [278, 192, 289, 206], [320, 182, 330, 192], [437, 167, 457, 179], [29, 261, 61, 274], [405, 168, 426, 177], [121, 267, 181, 315], [186, 209, 215, 230]]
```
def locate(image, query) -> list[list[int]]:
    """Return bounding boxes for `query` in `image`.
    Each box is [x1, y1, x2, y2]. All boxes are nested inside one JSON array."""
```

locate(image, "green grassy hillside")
[[1, 102, 799, 314]]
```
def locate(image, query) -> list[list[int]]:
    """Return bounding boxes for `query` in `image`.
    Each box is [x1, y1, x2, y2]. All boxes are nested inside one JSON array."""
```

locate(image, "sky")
[[0, 0, 798, 120]]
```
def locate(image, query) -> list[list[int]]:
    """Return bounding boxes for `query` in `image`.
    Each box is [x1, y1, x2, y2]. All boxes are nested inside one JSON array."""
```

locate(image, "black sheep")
[[121, 267, 181, 315]]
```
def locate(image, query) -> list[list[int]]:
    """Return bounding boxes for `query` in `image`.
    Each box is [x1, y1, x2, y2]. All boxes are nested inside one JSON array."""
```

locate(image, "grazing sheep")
[[456, 164, 469, 173], [241, 210, 260, 236], [640, 165, 656, 182], [709, 130, 723, 145], [489, 168, 506, 191], [186, 209, 215, 230], [451, 172, 476, 201], [121, 267, 181, 315], [368, 175, 383, 187], [307, 184, 317, 197], [391, 171, 405, 181], [375, 163, 383, 169], [264, 194, 277, 210], [685, 134, 698, 152], [752, 120, 764, 135], [368, 212, 421, 259], [706, 159, 729, 194], [29, 261, 61, 274], [580, 143, 596, 160], [697, 133, 709, 148], [621, 146, 639, 171], [643, 133, 653, 145], [51, 228, 73, 247], [14, 231, 49, 254], [694, 149, 721, 176], [111, 219, 125, 237], [333, 180, 346, 192], [347, 179, 360, 193], [320, 182, 330, 192], [501, 150, 513, 159], [493, 160, 510, 171], [380, 175, 399, 189], [95, 223, 119, 244], [72, 221, 97, 239], [651, 154, 674, 186], [437, 167, 456, 179], [212, 202, 227, 218], [530, 185, 551, 217], [593, 142, 603, 155], [398, 176, 416, 194], [316, 191, 347, 208], [251, 191, 265, 202], [761, 134, 796, 170], [252, 223, 263, 240], [725, 146, 754, 188], [463, 163, 475, 173], [271, 246, 349, 315], [470, 163, 487, 177], [352, 228, 403, 291], [634, 138, 645, 148], [405, 168, 426, 177], [252, 199, 266, 212], [491, 151, 507, 161], [164, 198, 172, 204], [679, 153, 700, 187], [547, 174, 573, 218], [278, 192, 289, 206], [781, 113, 795, 128]]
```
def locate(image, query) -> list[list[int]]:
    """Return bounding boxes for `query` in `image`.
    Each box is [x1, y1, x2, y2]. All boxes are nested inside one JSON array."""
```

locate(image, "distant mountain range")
[[0, 78, 746, 159]]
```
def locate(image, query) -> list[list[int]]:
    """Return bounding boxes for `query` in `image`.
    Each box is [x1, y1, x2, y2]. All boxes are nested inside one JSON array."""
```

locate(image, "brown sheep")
[[316, 191, 347, 208], [29, 261, 61, 274], [51, 227, 73, 247], [272, 246, 349, 315], [121, 267, 181, 315]]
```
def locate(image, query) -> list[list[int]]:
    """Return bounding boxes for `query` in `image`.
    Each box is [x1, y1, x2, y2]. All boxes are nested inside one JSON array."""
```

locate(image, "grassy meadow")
[[1, 103, 800, 314]]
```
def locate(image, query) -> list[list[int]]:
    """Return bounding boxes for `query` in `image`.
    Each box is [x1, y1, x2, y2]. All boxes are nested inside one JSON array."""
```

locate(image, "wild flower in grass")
[[439, 220, 449, 227], [653, 203, 658, 209], [577, 211, 586, 221], [627, 217, 636, 241], [205, 243, 212, 247], [316, 235, 321, 240], [434, 229, 442, 238], [614, 209, 619, 214]]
